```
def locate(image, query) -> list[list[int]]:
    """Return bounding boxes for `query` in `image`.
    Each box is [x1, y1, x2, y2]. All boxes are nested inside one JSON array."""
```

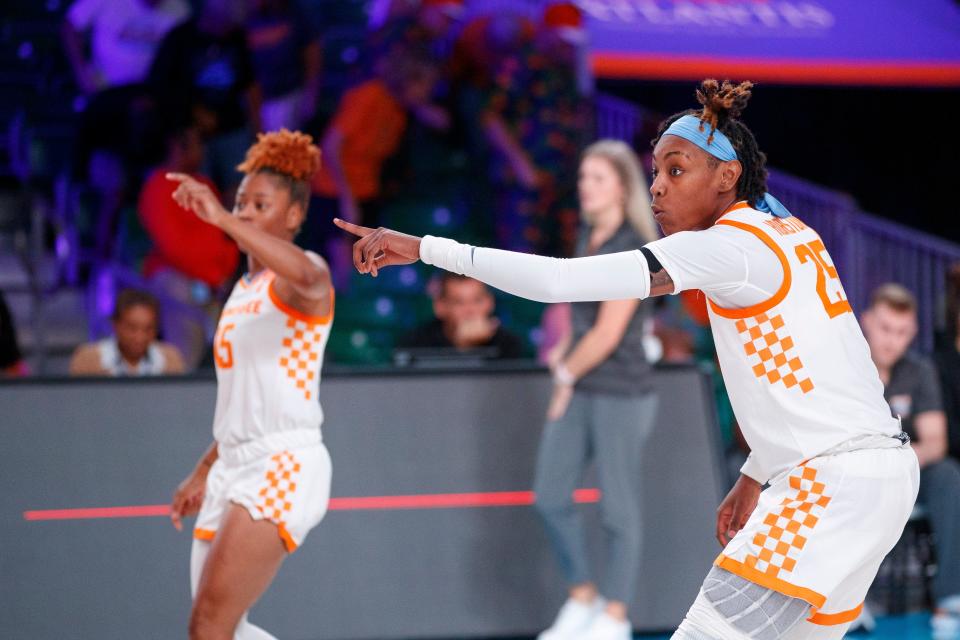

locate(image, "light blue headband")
[[663, 114, 792, 219]]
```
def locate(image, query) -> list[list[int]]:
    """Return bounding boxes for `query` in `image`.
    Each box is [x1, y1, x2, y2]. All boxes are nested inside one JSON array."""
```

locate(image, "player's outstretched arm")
[[334, 220, 677, 303], [168, 173, 331, 306]]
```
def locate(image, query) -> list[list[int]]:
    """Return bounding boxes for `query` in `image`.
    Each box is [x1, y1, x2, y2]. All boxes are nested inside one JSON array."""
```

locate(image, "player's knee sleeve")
[[702, 567, 810, 640], [673, 587, 752, 640]]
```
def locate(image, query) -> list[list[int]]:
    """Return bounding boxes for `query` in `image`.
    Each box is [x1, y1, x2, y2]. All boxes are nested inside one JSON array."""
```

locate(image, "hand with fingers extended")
[[166, 172, 230, 227], [333, 218, 422, 277], [170, 469, 207, 532], [716, 474, 762, 547]]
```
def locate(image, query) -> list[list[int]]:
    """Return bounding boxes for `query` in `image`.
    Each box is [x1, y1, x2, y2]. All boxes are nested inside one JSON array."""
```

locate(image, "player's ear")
[[286, 201, 305, 234], [719, 160, 742, 192]]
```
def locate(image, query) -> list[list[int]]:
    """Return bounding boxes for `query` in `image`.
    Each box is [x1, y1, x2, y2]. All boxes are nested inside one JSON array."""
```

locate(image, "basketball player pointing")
[[169, 130, 334, 640], [336, 81, 919, 640]]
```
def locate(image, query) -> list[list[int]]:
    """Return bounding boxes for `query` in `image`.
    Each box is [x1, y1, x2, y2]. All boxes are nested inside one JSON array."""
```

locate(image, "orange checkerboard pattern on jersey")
[[745, 465, 832, 579], [257, 451, 302, 523], [736, 312, 814, 394], [279, 318, 324, 401]]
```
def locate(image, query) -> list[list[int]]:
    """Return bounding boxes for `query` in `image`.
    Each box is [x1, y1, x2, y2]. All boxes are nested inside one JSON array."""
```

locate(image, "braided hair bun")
[[695, 79, 754, 144]]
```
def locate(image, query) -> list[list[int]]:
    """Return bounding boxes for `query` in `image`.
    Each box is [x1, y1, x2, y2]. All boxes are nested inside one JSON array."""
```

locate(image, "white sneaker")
[[537, 598, 605, 640], [933, 596, 960, 640], [580, 612, 631, 640], [932, 612, 960, 640]]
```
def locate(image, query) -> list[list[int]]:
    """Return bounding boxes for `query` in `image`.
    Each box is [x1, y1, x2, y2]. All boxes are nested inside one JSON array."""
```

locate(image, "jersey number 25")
[[795, 240, 853, 319]]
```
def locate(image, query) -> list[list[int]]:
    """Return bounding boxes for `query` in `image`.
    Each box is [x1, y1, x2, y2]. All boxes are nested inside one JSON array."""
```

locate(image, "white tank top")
[[648, 203, 899, 483], [211, 269, 333, 448]]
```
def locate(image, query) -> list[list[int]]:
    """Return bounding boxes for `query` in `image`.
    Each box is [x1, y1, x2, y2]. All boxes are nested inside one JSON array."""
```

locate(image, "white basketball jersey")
[[650, 203, 898, 483], [211, 270, 333, 447]]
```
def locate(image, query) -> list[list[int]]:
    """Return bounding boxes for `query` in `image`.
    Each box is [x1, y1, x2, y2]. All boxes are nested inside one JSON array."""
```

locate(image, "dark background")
[[602, 80, 960, 241]]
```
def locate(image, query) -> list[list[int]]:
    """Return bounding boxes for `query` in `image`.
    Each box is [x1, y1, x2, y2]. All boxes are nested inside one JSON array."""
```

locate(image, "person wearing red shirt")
[[139, 122, 239, 369]]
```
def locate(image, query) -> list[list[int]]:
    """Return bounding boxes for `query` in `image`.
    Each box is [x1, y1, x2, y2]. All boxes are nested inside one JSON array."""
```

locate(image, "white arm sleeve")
[[419, 236, 651, 303], [645, 226, 783, 307]]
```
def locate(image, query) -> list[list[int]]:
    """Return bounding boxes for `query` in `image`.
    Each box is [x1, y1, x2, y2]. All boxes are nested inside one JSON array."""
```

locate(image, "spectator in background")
[[70, 289, 184, 376], [533, 140, 658, 640], [396, 273, 523, 359], [63, 0, 191, 259], [367, 0, 416, 31], [138, 119, 239, 370], [367, 0, 464, 68], [0, 292, 28, 377], [149, 0, 261, 202], [480, 2, 592, 257], [653, 289, 743, 484], [936, 264, 960, 462], [308, 45, 446, 283], [246, 0, 322, 132], [451, 13, 534, 93], [451, 11, 533, 183], [862, 283, 960, 636], [62, 0, 190, 94]]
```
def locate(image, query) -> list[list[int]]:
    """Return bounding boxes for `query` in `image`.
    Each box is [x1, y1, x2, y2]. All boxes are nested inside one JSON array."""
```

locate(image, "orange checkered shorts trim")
[[256, 451, 302, 524], [744, 465, 832, 579]]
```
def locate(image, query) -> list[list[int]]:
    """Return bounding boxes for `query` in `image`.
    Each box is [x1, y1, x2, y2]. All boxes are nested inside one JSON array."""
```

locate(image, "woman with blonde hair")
[[529, 139, 659, 640]]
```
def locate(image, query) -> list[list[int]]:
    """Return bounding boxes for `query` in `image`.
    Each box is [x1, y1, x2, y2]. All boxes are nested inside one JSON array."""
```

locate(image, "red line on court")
[[23, 504, 172, 521], [22, 489, 602, 522]]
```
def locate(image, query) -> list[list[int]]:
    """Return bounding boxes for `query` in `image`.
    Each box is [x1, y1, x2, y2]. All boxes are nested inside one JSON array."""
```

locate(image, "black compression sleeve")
[[640, 247, 663, 273]]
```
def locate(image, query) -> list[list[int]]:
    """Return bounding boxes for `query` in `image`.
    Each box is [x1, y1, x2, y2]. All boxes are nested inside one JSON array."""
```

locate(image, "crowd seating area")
[[1, 0, 957, 375]]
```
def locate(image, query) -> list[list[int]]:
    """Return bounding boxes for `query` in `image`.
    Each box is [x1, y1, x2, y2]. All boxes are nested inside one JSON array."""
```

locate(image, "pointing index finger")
[[334, 218, 375, 238]]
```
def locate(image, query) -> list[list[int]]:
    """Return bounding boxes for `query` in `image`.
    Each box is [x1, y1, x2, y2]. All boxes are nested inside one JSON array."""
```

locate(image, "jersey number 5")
[[214, 323, 236, 369], [795, 240, 852, 318]]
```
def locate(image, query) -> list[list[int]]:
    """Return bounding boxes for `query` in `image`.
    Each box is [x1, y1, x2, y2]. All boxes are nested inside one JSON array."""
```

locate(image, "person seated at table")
[[70, 289, 185, 376], [397, 273, 523, 359]]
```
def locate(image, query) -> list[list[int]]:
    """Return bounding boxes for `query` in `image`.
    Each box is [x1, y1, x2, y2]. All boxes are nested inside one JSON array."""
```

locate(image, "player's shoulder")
[[303, 250, 329, 270], [717, 205, 774, 230], [721, 207, 819, 239]]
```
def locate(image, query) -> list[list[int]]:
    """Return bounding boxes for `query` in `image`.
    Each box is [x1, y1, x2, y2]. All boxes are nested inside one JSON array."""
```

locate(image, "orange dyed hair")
[[236, 128, 321, 181]]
